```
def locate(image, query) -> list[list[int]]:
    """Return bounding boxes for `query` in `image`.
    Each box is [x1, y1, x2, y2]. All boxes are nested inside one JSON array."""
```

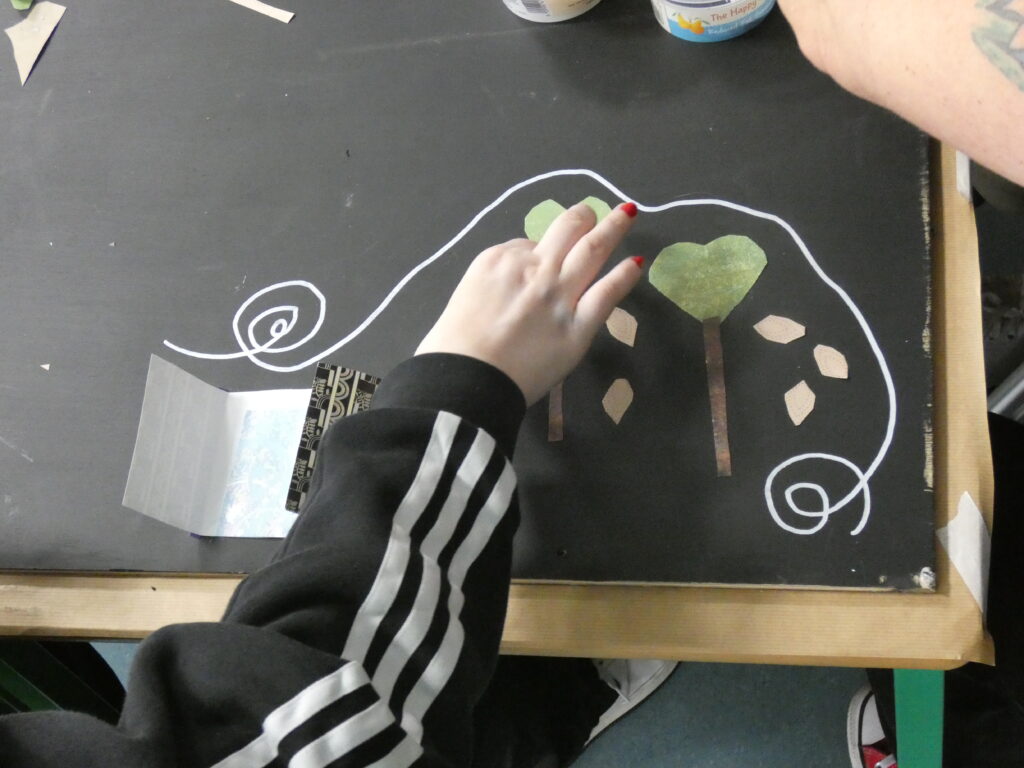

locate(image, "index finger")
[[532, 202, 599, 268], [560, 202, 638, 300]]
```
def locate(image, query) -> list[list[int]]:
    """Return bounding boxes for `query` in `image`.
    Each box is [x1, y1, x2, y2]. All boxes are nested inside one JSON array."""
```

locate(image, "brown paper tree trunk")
[[548, 382, 564, 442], [702, 318, 731, 476]]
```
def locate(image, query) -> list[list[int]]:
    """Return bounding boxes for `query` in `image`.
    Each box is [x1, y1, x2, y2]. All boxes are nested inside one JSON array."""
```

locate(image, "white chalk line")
[[0, 434, 34, 463], [164, 168, 896, 536]]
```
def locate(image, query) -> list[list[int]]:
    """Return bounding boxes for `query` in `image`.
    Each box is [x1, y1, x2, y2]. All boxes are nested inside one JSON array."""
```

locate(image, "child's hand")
[[416, 202, 643, 405]]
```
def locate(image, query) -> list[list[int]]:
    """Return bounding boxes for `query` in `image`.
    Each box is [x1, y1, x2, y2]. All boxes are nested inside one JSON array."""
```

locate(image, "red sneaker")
[[848, 684, 898, 768]]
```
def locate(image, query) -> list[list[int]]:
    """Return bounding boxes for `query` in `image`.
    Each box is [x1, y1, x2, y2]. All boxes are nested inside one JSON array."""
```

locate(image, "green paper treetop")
[[649, 234, 767, 476], [649, 235, 766, 321]]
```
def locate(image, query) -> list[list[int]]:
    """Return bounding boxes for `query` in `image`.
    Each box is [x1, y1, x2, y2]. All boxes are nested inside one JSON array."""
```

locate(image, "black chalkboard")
[[0, 0, 932, 588]]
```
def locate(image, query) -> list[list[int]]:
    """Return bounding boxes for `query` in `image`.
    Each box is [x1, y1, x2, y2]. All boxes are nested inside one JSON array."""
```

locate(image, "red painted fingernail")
[[631, 255, 645, 268], [620, 202, 638, 218]]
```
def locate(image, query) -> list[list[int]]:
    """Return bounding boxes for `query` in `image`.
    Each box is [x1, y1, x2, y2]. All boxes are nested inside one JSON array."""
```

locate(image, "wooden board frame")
[[0, 144, 994, 669]]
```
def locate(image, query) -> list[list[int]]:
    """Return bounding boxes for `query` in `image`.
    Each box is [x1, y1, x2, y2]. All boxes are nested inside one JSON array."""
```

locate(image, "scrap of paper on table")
[[123, 355, 307, 538], [5, 1, 65, 85]]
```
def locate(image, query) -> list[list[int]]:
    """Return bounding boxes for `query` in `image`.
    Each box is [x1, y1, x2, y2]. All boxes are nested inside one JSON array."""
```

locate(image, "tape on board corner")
[[936, 491, 991, 615], [955, 151, 972, 201]]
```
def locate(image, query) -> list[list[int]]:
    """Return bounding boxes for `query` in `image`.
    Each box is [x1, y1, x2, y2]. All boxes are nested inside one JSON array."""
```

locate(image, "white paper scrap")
[[226, 0, 295, 23], [5, 1, 66, 85], [936, 491, 991, 615], [123, 355, 306, 538]]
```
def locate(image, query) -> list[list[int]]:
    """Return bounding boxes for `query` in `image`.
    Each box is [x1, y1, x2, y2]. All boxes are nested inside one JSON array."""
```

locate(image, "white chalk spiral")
[[164, 168, 896, 535]]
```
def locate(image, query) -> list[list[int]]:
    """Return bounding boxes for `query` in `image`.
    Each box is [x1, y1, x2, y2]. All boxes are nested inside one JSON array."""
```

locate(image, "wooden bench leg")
[[894, 668, 944, 768]]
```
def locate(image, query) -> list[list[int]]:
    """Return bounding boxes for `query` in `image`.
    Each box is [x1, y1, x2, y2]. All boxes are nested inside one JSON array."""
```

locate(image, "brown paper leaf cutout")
[[606, 307, 637, 347], [814, 344, 848, 379], [602, 379, 633, 424], [548, 382, 564, 442], [753, 314, 805, 344], [784, 380, 815, 426]]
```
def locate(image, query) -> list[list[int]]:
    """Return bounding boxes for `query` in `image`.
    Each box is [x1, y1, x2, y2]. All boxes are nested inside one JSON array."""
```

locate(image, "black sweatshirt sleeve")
[[0, 353, 527, 768]]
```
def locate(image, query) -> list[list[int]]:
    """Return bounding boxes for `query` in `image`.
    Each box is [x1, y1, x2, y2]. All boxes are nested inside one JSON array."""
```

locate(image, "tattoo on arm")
[[974, 0, 1024, 91]]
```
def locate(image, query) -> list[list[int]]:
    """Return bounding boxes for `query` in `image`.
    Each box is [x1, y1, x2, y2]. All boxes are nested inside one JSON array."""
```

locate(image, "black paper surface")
[[0, 1, 932, 588]]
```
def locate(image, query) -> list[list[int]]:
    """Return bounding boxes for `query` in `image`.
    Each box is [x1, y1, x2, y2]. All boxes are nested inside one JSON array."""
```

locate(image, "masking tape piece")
[[936, 491, 991, 615], [227, 0, 294, 24]]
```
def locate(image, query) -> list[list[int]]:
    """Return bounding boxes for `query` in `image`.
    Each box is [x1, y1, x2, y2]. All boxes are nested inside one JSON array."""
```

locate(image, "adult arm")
[[778, 0, 1024, 187]]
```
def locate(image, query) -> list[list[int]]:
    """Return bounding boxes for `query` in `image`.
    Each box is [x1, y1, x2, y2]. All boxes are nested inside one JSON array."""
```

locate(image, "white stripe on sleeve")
[[289, 426, 502, 764], [288, 699, 399, 768], [210, 661, 368, 768], [342, 412, 460, 664], [400, 461, 517, 741], [370, 429, 496, 702], [207, 414, 515, 768], [210, 413, 459, 768]]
